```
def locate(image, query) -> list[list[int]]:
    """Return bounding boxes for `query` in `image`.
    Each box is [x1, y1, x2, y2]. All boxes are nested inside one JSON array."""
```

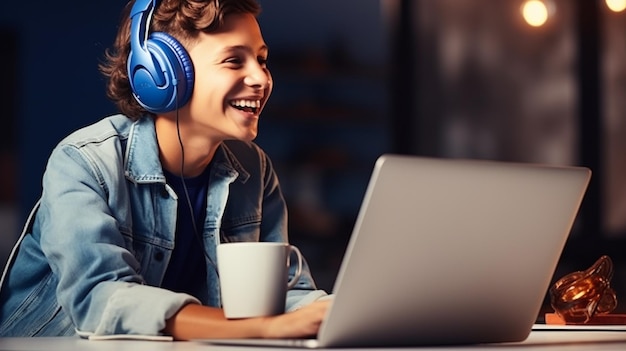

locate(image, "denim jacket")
[[0, 114, 326, 337]]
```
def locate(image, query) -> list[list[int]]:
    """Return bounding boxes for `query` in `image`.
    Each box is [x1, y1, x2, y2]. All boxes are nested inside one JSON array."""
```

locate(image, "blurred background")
[[2, 0, 626, 317]]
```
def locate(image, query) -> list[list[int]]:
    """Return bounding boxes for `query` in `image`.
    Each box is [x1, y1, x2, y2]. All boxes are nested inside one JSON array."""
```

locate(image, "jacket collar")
[[124, 116, 250, 184]]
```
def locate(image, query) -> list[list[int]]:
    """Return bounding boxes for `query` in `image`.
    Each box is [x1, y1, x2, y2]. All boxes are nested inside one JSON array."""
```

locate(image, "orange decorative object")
[[545, 312, 626, 325], [549, 255, 618, 324]]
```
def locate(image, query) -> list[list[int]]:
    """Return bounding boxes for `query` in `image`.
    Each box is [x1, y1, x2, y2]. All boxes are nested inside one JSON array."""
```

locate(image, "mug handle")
[[286, 245, 303, 289]]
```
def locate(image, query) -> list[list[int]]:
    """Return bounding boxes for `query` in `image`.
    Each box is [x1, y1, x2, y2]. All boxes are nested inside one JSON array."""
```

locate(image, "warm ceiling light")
[[606, 0, 626, 12], [522, 0, 549, 27]]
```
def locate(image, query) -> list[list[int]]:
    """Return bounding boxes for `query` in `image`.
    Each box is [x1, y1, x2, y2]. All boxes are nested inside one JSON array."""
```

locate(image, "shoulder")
[[57, 114, 135, 148], [46, 114, 137, 180], [220, 140, 277, 181]]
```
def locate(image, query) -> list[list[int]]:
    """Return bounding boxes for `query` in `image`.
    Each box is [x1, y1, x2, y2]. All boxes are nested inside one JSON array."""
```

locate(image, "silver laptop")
[[197, 154, 591, 348]]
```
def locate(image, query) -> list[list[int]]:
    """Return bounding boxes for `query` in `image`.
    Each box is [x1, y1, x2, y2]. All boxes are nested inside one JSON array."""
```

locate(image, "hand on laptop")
[[262, 299, 332, 339]]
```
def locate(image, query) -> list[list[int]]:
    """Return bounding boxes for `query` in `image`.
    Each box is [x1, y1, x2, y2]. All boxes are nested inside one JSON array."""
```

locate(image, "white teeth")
[[231, 100, 261, 108]]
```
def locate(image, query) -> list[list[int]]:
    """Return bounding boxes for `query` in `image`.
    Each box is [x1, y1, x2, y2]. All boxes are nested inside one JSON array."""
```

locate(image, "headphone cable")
[[174, 93, 220, 278]]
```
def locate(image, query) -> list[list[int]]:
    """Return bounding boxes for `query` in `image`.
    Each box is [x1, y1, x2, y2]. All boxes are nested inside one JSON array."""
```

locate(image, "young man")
[[0, 0, 330, 340]]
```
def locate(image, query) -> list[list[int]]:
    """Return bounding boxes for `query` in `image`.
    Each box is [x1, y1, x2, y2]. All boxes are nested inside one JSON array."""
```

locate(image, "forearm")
[[165, 299, 331, 341], [164, 304, 266, 340]]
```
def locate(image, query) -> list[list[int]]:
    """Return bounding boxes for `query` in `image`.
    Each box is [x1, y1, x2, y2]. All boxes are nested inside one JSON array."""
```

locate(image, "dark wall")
[[1, 1, 126, 219]]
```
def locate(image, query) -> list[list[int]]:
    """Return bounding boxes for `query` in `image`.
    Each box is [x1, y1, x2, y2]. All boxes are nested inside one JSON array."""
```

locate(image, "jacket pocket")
[[220, 215, 262, 242]]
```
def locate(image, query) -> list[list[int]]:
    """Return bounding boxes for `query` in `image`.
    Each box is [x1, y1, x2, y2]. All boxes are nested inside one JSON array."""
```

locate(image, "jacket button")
[[154, 251, 164, 261]]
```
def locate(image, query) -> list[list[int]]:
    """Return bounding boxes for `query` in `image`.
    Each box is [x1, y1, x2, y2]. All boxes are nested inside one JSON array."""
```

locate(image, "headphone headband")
[[129, 0, 165, 86]]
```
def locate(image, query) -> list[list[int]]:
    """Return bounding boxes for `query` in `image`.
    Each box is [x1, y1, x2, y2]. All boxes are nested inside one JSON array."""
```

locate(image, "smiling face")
[[179, 12, 272, 142]]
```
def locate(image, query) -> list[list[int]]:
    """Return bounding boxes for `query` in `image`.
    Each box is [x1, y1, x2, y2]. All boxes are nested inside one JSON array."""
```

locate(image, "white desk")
[[2, 331, 626, 350]]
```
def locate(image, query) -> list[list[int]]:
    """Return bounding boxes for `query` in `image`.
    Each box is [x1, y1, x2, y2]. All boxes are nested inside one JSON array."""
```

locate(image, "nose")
[[243, 63, 270, 89]]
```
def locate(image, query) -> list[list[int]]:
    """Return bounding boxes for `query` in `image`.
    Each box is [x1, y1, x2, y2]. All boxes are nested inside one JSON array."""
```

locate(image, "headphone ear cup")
[[131, 32, 195, 113]]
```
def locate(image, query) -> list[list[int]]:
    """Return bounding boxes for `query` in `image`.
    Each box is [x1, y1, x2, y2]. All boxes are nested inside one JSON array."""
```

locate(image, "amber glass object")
[[549, 255, 617, 324]]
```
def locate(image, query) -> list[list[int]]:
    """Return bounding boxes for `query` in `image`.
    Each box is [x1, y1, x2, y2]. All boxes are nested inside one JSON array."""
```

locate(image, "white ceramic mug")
[[216, 242, 303, 319]]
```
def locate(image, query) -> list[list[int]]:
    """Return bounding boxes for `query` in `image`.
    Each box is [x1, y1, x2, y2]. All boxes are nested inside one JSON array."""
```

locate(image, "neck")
[[155, 114, 220, 178]]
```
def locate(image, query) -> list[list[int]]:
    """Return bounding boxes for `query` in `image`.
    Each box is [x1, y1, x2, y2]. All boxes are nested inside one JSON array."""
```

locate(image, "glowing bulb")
[[522, 0, 549, 27], [606, 0, 626, 12]]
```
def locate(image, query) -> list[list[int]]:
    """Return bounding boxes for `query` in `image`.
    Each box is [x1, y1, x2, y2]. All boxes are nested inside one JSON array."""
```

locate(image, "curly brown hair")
[[99, 0, 261, 120]]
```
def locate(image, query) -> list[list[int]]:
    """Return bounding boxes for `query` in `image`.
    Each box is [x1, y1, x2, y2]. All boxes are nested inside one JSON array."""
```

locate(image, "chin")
[[234, 130, 258, 142], [245, 127, 259, 140], [244, 133, 258, 141]]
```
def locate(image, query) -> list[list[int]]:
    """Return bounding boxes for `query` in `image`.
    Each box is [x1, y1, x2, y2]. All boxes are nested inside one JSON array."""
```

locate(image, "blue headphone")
[[127, 0, 194, 113]]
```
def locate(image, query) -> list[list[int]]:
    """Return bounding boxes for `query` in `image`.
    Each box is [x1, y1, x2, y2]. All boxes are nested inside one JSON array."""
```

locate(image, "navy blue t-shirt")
[[161, 166, 210, 298]]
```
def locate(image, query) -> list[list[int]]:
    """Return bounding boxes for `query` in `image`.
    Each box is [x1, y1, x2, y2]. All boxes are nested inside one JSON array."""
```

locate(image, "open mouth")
[[230, 99, 261, 114]]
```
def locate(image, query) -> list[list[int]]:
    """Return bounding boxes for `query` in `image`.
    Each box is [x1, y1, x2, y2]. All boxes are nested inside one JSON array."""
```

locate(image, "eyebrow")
[[220, 44, 269, 55]]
